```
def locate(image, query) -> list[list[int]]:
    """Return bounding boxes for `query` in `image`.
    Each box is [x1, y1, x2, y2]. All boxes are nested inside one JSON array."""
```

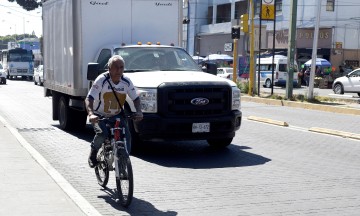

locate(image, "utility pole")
[[308, 0, 322, 100], [249, 0, 256, 96], [285, 0, 298, 99]]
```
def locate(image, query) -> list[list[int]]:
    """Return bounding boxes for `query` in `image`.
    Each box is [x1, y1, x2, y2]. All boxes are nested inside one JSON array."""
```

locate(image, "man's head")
[[108, 55, 125, 83]]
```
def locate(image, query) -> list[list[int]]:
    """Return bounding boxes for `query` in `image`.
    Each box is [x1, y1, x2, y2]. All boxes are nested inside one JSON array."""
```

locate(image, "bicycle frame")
[[95, 116, 134, 207], [103, 118, 129, 174]]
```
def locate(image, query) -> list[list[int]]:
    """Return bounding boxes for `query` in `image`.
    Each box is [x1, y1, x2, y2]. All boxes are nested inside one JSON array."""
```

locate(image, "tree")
[[7, 0, 41, 11]]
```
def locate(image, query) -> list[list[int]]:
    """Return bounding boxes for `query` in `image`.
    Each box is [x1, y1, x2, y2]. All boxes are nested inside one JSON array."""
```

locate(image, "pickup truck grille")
[[158, 82, 231, 117]]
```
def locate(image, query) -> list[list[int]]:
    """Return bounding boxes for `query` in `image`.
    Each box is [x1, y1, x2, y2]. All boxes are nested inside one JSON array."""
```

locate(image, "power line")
[[0, 4, 41, 17]]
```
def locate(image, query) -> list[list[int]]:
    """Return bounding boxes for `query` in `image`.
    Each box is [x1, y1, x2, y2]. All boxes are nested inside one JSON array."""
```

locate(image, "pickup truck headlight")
[[232, 86, 241, 110], [137, 88, 157, 113]]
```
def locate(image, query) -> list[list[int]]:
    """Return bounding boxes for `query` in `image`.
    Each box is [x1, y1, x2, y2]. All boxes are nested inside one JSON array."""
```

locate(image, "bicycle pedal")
[[119, 173, 128, 180]]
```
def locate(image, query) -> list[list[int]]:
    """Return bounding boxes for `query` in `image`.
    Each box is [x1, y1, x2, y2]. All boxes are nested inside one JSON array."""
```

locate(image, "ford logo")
[[190, 98, 209, 106]]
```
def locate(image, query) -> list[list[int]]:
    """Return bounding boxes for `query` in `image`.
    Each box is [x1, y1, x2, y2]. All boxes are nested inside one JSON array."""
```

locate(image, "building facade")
[[184, 0, 360, 70]]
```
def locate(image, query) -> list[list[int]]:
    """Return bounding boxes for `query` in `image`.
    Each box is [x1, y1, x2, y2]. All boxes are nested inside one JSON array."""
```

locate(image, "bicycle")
[[94, 116, 134, 207]]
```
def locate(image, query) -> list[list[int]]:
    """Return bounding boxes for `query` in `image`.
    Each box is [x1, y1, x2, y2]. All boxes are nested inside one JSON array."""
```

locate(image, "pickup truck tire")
[[128, 118, 142, 155], [207, 138, 233, 148]]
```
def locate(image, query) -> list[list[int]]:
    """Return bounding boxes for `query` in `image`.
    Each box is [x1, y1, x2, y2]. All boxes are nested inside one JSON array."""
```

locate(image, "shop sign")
[[267, 28, 332, 49]]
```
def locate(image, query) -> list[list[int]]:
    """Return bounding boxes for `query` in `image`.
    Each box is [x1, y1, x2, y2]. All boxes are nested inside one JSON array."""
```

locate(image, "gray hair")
[[107, 55, 125, 69]]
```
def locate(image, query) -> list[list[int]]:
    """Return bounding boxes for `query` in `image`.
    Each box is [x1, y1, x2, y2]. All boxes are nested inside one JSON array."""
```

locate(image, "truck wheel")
[[58, 96, 73, 130], [58, 96, 86, 131], [265, 79, 272, 88], [128, 119, 143, 155], [207, 138, 233, 148]]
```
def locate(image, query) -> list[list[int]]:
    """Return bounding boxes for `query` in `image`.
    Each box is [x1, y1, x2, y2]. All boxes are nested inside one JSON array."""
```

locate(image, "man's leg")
[[88, 121, 108, 168]]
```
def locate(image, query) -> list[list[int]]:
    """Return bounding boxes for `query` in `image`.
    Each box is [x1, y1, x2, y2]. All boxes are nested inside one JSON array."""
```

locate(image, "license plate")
[[192, 123, 210, 133]]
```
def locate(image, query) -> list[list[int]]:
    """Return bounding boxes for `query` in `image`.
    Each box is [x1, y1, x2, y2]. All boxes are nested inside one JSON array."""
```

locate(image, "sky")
[[0, 0, 42, 37]]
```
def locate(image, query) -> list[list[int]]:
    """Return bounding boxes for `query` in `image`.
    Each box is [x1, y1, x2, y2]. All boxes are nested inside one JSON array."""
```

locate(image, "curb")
[[247, 116, 289, 127], [242, 96, 360, 116]]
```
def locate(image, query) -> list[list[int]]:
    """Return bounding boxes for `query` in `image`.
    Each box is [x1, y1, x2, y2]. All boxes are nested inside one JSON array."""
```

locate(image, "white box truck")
[[43, 0, 242, 150]]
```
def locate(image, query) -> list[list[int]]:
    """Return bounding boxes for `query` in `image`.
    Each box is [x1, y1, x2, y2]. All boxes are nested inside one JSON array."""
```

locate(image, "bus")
[[0, 48, 34, 80]]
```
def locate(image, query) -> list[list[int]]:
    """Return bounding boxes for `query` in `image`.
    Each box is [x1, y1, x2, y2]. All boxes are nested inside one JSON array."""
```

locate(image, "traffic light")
[[240, 14, 249, 33], [231, 26, 240, 39]]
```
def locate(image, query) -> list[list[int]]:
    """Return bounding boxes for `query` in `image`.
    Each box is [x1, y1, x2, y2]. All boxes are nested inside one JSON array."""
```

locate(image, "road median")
[[309, 127, 360, 140], [242, 95, 360, 116], [247, 116, 289, 127]]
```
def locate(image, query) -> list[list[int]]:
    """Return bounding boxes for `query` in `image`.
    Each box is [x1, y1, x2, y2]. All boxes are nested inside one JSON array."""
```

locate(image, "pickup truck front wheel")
[[207, 138, 233, 148]]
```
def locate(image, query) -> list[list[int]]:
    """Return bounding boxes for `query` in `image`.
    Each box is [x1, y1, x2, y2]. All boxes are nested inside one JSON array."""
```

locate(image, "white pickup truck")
[[87, 44, 242, 149]]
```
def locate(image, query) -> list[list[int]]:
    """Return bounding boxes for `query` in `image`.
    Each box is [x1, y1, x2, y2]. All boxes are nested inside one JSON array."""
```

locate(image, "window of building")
[[207, 6, 213, 24], [216, 3, 231, 23], [235, 1, 248, 20], [183, 0, 188, 8], [235, 2, 241, 19], [276, 0, 283, 13], [326, 0, 335, 11]]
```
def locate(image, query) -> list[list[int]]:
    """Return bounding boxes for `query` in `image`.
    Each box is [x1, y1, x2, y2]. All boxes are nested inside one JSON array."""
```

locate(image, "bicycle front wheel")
[[95, 148, 109, 187], [116, 156, 134, 207]]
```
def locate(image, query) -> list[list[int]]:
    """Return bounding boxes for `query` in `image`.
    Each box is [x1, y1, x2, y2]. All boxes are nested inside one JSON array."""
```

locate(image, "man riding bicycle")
[[85, 55, 143, 168]]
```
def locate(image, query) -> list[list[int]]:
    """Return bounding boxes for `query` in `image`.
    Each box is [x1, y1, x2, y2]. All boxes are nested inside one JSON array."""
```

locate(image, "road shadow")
[[133, 140, 270, 169], [56, 124, 271, 169], [98, 187, 177, 215]]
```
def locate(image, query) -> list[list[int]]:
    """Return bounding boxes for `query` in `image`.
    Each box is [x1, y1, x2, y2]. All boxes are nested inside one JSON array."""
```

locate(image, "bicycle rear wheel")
[[95, 148, 109, 187], [116, 155, 133, 207]]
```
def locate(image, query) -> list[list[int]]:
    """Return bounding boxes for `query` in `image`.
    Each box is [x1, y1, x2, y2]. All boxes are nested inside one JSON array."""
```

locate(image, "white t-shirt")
[[87, 72, 138, 117]]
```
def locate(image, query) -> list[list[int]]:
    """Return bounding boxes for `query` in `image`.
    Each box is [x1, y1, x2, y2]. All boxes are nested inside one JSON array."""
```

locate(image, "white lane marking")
[[0, 115, 102, 216]]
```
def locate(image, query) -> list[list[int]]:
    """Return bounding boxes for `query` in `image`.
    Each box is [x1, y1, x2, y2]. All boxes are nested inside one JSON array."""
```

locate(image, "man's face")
[[109, 59, 124, 82]]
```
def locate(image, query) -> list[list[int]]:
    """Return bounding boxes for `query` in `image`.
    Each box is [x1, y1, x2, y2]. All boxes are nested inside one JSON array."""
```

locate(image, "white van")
[[256, 55, 298, 88]]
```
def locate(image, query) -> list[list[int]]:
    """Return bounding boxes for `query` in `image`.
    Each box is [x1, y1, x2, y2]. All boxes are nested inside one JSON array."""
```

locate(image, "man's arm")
[[85, 97, 98, 123], [132, 97, 143, 121]]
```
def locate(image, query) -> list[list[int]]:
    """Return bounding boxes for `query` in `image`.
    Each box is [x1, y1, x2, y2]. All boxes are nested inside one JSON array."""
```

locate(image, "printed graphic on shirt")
[[103, 92, 126, 114]]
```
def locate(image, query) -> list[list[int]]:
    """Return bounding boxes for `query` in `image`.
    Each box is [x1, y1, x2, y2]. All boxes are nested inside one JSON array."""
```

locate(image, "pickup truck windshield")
[[114, 47, 201, 72]]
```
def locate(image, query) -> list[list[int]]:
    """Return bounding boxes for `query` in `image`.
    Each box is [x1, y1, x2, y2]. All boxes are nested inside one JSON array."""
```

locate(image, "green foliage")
[[237, 80, 258, 95], [0, 34, 38, 49], [7, 0, 41, 11]]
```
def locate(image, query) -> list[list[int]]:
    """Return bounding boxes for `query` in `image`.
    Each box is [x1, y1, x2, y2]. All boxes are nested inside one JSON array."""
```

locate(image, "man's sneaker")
[[88, 148, 98, 168]]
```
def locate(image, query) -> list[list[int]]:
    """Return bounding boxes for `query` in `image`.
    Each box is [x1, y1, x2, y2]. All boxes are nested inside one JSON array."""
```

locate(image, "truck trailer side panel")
[[44, 0, 181, 96]]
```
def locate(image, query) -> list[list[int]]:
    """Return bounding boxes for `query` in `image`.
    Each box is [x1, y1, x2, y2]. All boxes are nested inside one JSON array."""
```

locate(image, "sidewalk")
[[0, 117, 96, 216]]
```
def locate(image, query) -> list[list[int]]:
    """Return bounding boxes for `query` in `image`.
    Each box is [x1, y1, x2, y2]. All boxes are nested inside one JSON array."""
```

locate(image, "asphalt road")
[[0, 79, 359, 216]]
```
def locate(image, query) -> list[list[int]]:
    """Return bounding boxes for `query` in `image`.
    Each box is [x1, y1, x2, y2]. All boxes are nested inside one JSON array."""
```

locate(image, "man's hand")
[[88, 114, 99, 124], [132, 111, 143, 122]]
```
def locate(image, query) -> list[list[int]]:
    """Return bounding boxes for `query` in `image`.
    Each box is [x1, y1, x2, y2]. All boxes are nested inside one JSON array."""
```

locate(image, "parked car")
[[0, 63, 6, 84], [217, 67, 233, 79], [332, 68, 360, 97], [34, 64, 44, 86]]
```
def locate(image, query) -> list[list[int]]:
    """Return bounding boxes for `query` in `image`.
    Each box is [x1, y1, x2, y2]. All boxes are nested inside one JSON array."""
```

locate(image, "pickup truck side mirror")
[[87, 63, 100, 80], [202, 62, 217, 75]]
